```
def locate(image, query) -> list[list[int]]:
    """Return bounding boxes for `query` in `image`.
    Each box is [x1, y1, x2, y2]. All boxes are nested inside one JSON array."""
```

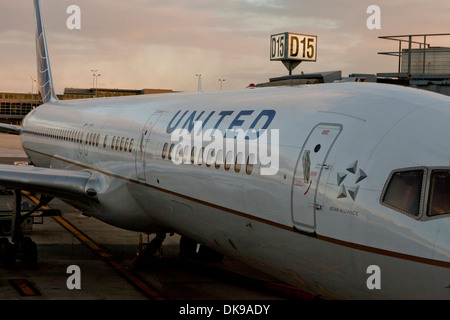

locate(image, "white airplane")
[[0, 0, 449, 299]]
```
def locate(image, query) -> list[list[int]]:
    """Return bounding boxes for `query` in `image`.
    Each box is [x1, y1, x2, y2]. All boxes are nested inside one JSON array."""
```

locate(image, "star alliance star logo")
[[336, 160, 367, 201]]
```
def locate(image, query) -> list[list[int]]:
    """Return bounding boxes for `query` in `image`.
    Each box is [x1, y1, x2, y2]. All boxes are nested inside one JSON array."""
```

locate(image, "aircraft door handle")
[[316, 164, 331, 170], [308, 203, 322, 210]]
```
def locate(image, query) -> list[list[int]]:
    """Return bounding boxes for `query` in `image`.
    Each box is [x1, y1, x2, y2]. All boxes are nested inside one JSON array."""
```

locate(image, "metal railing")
[[378, 33, 450, 78]]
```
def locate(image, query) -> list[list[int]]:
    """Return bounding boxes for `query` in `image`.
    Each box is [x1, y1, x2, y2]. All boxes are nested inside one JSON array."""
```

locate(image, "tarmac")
[[0, 133, 291, 301]]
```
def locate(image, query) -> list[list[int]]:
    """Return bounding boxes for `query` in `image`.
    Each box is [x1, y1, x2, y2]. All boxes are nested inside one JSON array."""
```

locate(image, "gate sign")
[[270, 33, 317, 62]]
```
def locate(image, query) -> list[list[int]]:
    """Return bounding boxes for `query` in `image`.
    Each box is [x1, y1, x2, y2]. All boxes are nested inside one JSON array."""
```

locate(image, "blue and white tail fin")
[[34, 0, 58, 103]]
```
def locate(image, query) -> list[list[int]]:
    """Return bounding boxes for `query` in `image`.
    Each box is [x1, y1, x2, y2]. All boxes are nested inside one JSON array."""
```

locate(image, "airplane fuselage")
[[18, 83, 450, 299]]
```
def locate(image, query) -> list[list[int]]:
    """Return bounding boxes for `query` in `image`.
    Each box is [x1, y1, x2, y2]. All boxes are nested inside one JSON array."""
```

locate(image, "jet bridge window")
[[427, 170, 450, 216], [382, 169, 425, 217]]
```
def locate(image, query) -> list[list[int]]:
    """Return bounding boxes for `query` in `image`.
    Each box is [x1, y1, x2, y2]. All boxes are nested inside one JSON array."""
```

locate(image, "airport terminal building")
[[0, 92, 40, 124], [0, 87, 174, 125]]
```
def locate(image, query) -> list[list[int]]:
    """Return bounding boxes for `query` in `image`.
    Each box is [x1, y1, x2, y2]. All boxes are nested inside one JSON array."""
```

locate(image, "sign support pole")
[[282, 61, 302, 75]]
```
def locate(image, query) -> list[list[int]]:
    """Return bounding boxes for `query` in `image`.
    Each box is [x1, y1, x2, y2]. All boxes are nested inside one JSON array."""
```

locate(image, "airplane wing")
[[0, 123, 22, 135], [0, 164, 104, 202]]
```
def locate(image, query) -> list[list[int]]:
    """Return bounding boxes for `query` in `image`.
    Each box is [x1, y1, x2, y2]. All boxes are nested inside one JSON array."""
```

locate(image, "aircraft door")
[[292, 123, 342, 234], [136, 111, 162, 182]]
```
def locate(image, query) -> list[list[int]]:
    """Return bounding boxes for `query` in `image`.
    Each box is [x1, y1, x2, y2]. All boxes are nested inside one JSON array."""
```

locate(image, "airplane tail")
[[34, 0, 58, 103]]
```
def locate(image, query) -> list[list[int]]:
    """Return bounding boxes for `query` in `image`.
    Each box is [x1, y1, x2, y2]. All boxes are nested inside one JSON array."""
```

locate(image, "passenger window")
[[129, 139, 134, 152], [174, 145, 183, 163], [162, 143, 168, 159], [215, 150, 223, 169], [427, 170, 450, 216], [235, 152, 243, 173], [111, 136, 116, 149], [246, 154, 255, 175], [183, 145, 190, 163], [206, 149, 214, 167], [190, 147, 196, 164], [120, 137, 125, 151], [115, 137, 120, 150], [168, 143, 175, 160], [103, 135, 108, 148], [96, 134, 100, 147], [224, 151, 233, 171], [382, 169, 425, 217], [197, 147, 204, 165]]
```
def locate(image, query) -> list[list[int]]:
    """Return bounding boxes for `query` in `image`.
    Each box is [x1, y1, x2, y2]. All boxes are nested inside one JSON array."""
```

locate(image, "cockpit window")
[[427, 170, 450, 216], [382, 169, 425, 217]]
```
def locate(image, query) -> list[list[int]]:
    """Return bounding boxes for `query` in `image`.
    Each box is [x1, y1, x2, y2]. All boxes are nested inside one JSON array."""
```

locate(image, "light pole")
[[91, 69, 101, 97], [195, 74, 202, 92], [28, 75, 36, 96], [91, 69, 97, 88], [218, 78, 226, 90]]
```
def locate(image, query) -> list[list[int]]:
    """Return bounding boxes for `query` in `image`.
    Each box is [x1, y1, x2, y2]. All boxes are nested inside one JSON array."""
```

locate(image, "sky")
[[0, 0, 449, 94]]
